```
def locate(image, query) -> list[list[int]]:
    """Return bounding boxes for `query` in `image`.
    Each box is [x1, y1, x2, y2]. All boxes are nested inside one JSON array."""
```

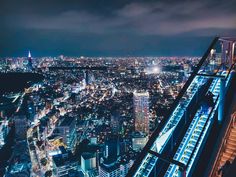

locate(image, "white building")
[[81, 152, 96, 173], [99, 159, 134, 177], [132, 132, 148, 152], [133, 91, 150, 134]]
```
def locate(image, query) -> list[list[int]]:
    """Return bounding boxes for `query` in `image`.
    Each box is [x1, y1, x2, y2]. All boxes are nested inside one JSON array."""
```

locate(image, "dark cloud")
[[1, 0, 236, 57]]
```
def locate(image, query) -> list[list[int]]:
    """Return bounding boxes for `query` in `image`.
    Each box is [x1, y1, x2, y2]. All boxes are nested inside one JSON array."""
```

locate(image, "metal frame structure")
[[127, 37, 236, 177], [126, 37, 219, 177]]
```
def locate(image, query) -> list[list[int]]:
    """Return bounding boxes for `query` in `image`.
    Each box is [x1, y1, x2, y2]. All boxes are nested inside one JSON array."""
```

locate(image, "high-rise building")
[[103, 135, 120, 164], [52, 148, 78, 177], [27, 51, 33, 70], [99, 156, 134, 177], [81, 152, 97, 174], [132, 132, 148, 152], [13, 114, 28, 140], [53, 117, 77, 151], [120, 159, 134, 177], [84, 70, 95, 85], [111, 110, 121, 135], [98, 135, 135, 177], [83, 70, 89, 86], [99, 163, 120, 177], [0, 120, 10, 148], [133, 91, 149, 134]]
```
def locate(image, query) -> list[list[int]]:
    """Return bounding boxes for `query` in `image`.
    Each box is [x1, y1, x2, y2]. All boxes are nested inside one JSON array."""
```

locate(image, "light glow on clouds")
[[5, 1, 236, 36]]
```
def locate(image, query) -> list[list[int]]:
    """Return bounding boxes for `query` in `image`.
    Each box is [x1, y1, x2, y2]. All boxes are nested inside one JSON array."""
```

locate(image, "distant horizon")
[[0, 35, 218, 58], [1, 53, 202, 58], [0, 36, 210, 58]]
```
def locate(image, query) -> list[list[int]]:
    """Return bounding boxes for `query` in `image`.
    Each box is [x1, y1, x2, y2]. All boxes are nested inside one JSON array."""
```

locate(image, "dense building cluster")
[[0, 54, 199, 176]]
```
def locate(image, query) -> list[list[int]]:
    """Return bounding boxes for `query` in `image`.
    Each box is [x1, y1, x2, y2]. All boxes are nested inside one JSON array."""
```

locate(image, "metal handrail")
[[209, 112, 236, 177], [229, 148, 236, 161], [127, 37, 219, 177]]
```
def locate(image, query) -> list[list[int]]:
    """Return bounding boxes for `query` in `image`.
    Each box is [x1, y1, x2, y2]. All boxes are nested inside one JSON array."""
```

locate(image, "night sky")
[[1, 0, 236, 57]]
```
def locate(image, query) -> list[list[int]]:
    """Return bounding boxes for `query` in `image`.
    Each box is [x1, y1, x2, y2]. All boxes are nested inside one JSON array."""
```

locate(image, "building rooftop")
[[81, 152, 95, 160], [9, 163, 30, 174], [59, 116, 75, 127], [100, 162, 119, 173], [133, 91, 149, 97], [52, 150, 76, 167], [132, 131, 148, 138]]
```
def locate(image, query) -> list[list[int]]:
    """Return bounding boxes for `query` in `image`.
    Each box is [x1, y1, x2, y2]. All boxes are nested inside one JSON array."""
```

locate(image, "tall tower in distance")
[[133, 91, 149, 135], [27, 50, 33, 71]]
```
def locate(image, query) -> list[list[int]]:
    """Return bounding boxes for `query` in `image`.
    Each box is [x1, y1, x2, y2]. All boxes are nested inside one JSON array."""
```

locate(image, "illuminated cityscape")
[[1, 36, 236, 177], [0, 53, 199, 176], [1, 1, 236, 177]]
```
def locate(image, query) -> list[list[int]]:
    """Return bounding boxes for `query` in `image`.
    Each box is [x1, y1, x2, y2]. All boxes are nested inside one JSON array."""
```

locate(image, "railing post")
[[178, 167, 186, 177], [171, 134, 174, 151], [232, 113, 236, 127], [218, 79, 226, 123], [185, 110, 187, 124]]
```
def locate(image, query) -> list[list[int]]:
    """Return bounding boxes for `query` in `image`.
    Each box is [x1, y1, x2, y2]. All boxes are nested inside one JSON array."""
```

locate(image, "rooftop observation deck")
[[127, 37, 236, 177]]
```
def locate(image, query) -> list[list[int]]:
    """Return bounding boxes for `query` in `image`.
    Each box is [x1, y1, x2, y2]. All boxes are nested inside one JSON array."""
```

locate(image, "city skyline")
[[0, 53, 197, 176], [1, 0, 236, 176]]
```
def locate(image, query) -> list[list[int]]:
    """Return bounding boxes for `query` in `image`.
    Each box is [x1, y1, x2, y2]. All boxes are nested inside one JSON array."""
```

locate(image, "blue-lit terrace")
[[127, 37, 236, 177]]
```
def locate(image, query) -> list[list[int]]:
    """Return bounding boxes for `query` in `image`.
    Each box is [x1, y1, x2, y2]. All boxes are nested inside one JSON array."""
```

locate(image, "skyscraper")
[[99, 135, 120, 177], [111, 110, 121, 135], [103, 135, 120, 164], [53, 117, 77, 151], [81, 152, 96, 174], [13, 114, 28, 140], [133, 91, 149, 134]]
